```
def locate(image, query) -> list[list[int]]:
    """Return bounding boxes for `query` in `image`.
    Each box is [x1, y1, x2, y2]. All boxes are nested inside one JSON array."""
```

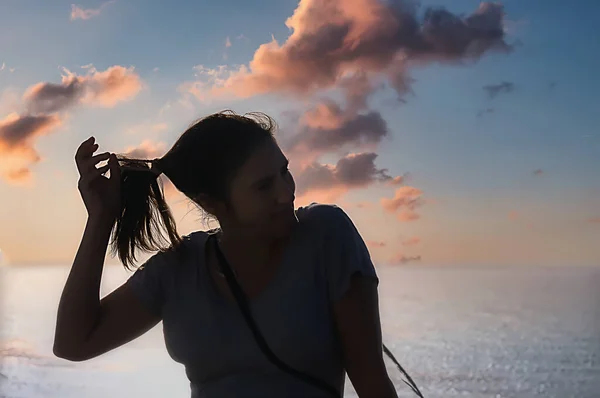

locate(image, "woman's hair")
[[112, 110, 277, 269]]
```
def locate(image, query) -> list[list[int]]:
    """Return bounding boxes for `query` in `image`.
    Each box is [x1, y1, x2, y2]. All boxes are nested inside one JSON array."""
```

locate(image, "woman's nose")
[[276, 176, 295, 204]]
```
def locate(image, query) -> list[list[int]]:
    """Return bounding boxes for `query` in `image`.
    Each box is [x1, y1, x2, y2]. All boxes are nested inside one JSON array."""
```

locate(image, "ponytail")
[[111, 158, 182, 270]]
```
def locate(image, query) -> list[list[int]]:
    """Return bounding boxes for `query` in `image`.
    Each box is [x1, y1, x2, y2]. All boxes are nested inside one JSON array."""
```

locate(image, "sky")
[[0, 0, 598, 267]]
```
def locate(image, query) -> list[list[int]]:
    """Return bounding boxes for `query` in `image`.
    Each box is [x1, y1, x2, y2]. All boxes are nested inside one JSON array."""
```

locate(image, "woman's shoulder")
[[296, 202, 346, 221], [296, 202, 357, 238]]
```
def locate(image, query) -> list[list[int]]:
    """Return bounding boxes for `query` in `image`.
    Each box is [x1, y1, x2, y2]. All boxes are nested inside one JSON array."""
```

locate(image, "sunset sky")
[[0, 0, 598, 267]]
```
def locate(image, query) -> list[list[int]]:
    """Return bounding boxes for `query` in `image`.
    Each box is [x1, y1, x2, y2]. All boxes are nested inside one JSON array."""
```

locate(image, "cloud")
[[390, 252, 422, 265], [0, 113, 62, 184], [189, 0, 511, 101], [386, 173, 409, 186], [225, 36, 232, 48], [483, 81, 515, 98], [366, 240, 386, 248], [0, 62, 15, 73], [70, 0, 116, 21], [182, 64, 234, 102], [588, 217, 600, 224], [402, 236, 421, 246], [295, 152, 400, 199], [381, 186, 425, 222], [533, 168, 543, 176], [4, 167, 33, 185], [283, 98, 389, 160], [508, 210, 520, 221], [122, 139, 167, 159], [1, 62, 17, 74], [24, 65, 142, 113]]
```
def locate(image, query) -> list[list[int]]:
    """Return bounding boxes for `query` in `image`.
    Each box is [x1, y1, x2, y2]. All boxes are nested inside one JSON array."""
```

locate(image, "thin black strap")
[[211, 235, 341, 397], [383, 345, 424, 397]]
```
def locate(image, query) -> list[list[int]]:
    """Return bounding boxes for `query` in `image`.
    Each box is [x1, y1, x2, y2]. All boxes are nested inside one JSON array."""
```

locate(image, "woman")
[[53, 111, 399, 398]]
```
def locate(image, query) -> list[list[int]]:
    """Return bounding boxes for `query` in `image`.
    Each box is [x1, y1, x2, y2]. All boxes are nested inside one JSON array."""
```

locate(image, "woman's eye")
[[257, 181, 272, 191]]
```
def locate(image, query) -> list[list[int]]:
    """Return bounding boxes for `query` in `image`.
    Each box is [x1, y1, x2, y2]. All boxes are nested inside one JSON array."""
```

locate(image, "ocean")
[[1, 264, 598, 398]]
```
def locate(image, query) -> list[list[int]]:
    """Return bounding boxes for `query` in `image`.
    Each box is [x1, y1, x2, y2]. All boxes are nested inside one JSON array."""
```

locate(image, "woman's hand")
[[75, 136, 121, 220]]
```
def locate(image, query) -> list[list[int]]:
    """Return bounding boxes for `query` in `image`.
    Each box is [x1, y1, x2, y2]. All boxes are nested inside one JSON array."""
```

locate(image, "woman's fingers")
[[75, 137, 98, 174], [95, 164, 110, 176], [75, 138, 112, 179], [79, 163, 110, 187], [85, 152, 111, 173]]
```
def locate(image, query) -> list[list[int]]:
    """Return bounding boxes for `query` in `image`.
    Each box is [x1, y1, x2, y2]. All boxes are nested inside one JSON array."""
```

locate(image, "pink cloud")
[[295, 152, 403, 199], [588, 217, 600, 224], [283, 98, 388, 161], [191, 0, 510, 101], [70, 1, 115, 21], [3, 167, 33, 185], [0, 113, 62, 184], [122, 139, 167, 160], [381, 186, 425, 222], [24, 65, 142, 113], [402, 236, 421, 246], [387, 173, 409, 186], [366, 240, 386, 249]]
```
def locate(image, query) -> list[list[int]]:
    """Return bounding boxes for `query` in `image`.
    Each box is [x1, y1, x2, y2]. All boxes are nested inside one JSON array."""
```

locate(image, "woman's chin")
[[271, 212, 297, 239]]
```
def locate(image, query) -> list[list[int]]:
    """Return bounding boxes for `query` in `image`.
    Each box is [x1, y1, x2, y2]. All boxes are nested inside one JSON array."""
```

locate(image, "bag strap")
[[211, 234, 424, 398]]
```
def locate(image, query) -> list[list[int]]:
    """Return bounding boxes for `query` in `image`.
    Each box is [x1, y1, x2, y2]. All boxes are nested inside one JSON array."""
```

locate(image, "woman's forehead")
[[246, 141, 286, 170]]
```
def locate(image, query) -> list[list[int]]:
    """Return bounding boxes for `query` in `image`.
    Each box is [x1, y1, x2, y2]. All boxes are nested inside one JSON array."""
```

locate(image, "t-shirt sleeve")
[[125, 251, 172, 316], [319, 205, 379, 302]]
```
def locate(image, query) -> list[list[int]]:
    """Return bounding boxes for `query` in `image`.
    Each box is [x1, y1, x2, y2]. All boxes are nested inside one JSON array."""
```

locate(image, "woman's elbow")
[[52, 340, 92, 362]]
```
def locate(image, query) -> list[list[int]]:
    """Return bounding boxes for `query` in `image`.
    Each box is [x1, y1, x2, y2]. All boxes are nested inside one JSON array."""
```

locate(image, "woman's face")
[[223, 138, 297, 240]]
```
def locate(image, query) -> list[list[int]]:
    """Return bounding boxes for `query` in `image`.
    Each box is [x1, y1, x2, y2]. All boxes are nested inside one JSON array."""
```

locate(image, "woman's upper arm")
[[71, 283, 161, 361], [333, 276, 397, 398], [316, 204, 397, 397], [68, 252, 171, 361], [316, 204, 379, 300]]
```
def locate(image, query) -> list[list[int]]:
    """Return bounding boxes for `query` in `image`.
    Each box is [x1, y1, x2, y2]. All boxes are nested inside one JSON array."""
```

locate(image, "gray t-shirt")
[[126, 203, 379, 398]]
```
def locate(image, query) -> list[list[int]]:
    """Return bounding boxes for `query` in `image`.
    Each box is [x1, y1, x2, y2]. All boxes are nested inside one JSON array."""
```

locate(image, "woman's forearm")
[[53, 214, 114, 357]]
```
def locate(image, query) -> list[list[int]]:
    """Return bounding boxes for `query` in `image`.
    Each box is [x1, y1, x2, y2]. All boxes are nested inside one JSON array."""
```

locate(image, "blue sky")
[[0, 0, 598, 266]]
